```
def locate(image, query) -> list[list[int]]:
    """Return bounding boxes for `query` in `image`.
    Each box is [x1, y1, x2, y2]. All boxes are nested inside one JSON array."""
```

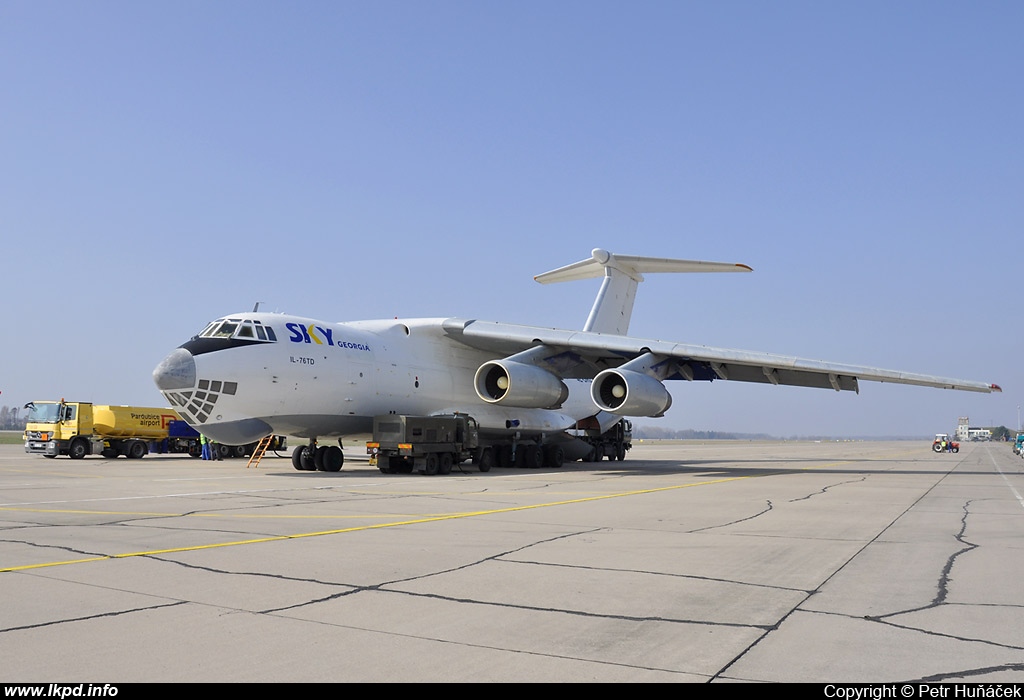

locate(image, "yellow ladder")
[[246, 435, 275, 469]]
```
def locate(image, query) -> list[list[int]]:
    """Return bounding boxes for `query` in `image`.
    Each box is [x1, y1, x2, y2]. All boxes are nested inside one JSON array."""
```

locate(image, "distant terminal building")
[[957, 417, 992, 442]]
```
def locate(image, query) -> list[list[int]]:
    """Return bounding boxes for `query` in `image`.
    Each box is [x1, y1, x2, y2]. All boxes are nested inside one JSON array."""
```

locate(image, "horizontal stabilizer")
[[534, 248, 751, 335], [534, 248, 752, 285]]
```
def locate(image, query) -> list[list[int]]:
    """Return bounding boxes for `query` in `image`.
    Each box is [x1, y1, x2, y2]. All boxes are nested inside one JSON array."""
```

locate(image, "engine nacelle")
[[591, 369, 673, 416], [474, 361, 569, 409]]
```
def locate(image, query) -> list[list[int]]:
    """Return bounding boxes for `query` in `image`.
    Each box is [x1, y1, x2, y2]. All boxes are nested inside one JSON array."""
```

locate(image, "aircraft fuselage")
[[153, 313, 592, 445]]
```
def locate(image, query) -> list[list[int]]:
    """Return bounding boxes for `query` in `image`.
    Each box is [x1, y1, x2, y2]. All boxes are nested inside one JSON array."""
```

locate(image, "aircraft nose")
[[153, 348, 197, 391]]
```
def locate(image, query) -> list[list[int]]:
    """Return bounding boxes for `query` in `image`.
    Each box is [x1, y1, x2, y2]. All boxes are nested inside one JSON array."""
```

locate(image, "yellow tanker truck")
[[23, 400, 196, 459], [24, 400, 287, 460]]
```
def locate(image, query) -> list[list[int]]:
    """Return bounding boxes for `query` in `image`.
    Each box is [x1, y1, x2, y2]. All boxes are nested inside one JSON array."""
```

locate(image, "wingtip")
[[990, 383, 1003, 393], [736, 263, 753, 272]]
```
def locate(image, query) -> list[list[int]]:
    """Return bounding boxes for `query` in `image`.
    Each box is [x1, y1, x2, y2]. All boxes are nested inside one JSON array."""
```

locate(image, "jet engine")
[[474, 360, 569, 409], [591, 369, 673, 416]]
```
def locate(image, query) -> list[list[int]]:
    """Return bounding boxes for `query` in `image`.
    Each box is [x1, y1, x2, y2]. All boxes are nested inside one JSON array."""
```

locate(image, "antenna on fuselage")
[[533, 248, 752, 336], [253, 302, 262, 312]]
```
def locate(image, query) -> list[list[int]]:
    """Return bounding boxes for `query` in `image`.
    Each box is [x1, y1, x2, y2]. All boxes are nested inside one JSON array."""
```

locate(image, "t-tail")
[[534, 248, 752, 335]]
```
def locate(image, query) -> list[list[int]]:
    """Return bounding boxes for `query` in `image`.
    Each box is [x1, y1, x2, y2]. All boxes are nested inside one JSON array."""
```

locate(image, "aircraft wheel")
[[424, 453, 439, 476], [523, 444, 543, 469], [438, 452, 453, 475], [68, 439, 88, 460], [292, 446, 316, 471], [314, 446, 328, 471], [477, 447, 494, 473], [232, 445, 246, 458], [543, 444, 564, 469], [322, 446, 344, 472]]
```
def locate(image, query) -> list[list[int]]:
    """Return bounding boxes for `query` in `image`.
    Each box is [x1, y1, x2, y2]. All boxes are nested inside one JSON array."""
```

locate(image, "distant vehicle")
[[1013, 434, 1024, 456], [932, 433, 960, 453]]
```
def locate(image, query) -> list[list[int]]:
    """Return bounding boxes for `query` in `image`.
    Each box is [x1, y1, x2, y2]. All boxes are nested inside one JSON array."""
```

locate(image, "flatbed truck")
[[361, 413, 633, 475], [367, 413, 485, 475]]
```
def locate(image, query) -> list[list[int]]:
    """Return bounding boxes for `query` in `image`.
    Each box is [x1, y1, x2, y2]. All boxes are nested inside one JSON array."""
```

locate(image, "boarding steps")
[[246, 435, 275, 469]]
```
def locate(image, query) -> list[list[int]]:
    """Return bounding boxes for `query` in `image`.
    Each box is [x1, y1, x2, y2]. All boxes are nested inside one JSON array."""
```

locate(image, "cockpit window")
[[196, 318, 278, 343], [198, 321, 219, 338], [214, 322, 238, 338]]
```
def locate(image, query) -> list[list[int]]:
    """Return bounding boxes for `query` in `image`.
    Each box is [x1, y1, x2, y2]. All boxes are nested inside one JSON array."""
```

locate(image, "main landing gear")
[[292, 440, 345, 472]]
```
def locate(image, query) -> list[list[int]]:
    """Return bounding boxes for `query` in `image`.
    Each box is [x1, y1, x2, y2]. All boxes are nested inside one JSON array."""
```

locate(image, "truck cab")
[[24, 401, 102, 458]]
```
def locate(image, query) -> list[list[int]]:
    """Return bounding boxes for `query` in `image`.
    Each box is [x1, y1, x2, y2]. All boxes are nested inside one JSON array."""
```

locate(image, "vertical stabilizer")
[[534, 248, 752, 335]]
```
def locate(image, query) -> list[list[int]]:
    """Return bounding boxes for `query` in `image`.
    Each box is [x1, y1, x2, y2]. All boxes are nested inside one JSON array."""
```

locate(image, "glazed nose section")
[[153, 348, 197, 391]]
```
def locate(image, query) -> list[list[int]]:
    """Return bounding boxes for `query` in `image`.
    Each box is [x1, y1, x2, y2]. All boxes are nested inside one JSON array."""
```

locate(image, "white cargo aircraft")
[[153, 249, 1001, 472]]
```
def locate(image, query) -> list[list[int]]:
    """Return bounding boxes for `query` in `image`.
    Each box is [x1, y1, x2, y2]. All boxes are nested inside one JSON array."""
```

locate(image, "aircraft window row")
[[198, 319, 278, 342]]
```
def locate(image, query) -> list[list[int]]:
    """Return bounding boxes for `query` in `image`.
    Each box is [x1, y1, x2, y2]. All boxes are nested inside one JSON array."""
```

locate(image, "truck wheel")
[[438, 452, 453, 475], [543, 444, 564, 468], [69, 439, 88, 460], [424, 453, 439, 476], [127, 441, 147, 459], [615, 443, 626, 461], [477, 447, 494, 473], [497, 445, 514, 469]]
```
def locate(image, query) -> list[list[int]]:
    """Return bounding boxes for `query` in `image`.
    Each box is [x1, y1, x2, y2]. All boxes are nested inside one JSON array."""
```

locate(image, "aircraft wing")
[[441, 318, 1001, 394]]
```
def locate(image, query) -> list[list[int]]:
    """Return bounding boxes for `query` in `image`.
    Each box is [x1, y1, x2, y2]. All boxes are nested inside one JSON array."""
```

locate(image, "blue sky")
[[2, 1, 1020, 437]]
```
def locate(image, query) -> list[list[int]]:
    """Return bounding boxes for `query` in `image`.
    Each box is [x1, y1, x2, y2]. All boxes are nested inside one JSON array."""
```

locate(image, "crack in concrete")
[[0, 536, 110, 561], [916, 663, 1024, 682], [689, 499, 773, 532], [148, 554, 354, 588], [257, 528, 599, 614], [0, 601, 187, 634], [871, 498, 978, 620], [500, 557, 810, 594], [788, 476, 867, 502], [709, 456, 965, 681], [370, 587, 773, 630]]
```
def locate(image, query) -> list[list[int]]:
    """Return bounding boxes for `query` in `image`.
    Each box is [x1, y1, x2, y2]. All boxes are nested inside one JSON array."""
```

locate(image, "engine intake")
[[474, 361, 569, 409], [592, 369, 672, 416]]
